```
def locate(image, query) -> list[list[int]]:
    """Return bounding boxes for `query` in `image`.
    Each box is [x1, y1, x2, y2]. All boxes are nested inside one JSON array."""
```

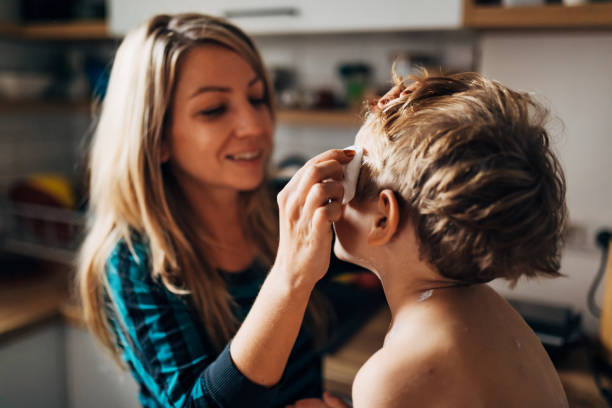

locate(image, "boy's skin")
[[332, 120, 569, 408]]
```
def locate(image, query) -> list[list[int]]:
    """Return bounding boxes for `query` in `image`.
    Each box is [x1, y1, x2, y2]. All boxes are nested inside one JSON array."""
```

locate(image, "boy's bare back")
[[352, 284, 568, 408], [333, 72, 569, 408]]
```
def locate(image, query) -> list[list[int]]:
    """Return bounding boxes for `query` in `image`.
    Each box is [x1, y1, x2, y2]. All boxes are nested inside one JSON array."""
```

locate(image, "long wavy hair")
[[78, 13, 285, 363]]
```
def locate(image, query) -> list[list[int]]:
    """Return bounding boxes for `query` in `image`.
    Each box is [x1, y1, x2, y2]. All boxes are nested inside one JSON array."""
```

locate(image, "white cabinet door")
[[108, 0, 225, 36], [231, 0, 462, 34], [110, 0, 462, 36], [0, 322, 66, 408], [65, 325, 140, 408]]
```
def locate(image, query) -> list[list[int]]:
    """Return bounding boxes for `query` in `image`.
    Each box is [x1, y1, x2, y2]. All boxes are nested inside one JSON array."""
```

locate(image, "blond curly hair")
[[358, 71, 567, 284]]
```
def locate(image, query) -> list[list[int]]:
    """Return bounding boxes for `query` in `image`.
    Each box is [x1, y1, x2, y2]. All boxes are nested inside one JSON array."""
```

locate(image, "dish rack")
[[0, 200, 86, 265]]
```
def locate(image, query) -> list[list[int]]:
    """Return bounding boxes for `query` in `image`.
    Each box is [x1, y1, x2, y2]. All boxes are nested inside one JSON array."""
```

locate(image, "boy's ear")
[[368, 189, 400, 247]]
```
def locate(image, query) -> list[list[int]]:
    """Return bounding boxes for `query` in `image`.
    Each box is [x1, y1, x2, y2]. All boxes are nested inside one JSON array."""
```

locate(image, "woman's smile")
[[226, 148, 264, 162]]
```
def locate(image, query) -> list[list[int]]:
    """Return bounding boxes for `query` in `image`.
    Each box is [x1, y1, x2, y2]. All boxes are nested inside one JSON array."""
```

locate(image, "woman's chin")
[[233, 174, 266, 192]]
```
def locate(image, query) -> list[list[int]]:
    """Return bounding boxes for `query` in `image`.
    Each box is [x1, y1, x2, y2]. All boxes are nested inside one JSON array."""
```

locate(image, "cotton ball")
[[341, 145, 363, 204]]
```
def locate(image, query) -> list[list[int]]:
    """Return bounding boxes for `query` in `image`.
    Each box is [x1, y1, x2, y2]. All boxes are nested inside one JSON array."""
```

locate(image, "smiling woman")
[[165, 45, 273, 196], [77, 13, 351, 408]]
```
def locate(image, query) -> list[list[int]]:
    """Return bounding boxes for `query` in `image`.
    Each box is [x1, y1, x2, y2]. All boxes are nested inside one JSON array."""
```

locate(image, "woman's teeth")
[[228, 150, 261, 160]]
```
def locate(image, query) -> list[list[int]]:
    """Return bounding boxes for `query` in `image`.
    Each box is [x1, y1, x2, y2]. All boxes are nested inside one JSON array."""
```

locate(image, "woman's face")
[[166, 44, 273, 194]]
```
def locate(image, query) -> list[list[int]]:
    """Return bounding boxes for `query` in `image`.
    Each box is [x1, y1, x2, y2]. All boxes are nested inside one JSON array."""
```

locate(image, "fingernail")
[[344, 150, 356, 158]]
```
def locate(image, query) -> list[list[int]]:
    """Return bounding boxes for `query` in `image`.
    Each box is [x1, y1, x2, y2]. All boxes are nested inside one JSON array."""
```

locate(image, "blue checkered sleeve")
[[104, 241, 280, 408]]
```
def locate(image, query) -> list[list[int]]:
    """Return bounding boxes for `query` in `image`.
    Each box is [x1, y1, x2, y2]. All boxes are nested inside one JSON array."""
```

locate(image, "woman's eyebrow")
[[190, 86, 230, 98], [190, 77, 261, 99]]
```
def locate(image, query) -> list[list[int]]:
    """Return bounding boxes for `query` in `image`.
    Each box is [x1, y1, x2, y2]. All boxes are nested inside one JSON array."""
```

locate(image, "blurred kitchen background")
[[1, 0, 611, 407]]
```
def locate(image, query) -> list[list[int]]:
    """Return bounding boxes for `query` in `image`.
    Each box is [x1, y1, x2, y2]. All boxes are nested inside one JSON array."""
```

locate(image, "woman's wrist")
[[268, 262, 317, 298], [230, 262, 314, 386]]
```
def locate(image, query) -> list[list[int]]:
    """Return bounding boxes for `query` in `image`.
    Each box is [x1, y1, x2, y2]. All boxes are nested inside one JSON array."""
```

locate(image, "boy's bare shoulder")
[[352, 327, 452, 408]]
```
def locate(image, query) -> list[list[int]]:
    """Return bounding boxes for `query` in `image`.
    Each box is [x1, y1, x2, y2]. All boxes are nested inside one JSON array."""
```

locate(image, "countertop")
[[0, 263, 77, 340], [1, 267, 609, 407]]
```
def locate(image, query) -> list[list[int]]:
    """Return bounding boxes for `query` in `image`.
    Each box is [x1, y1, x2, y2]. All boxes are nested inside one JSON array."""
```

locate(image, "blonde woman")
[[79, 13, 351, 408], [333, 72, 569, 407]]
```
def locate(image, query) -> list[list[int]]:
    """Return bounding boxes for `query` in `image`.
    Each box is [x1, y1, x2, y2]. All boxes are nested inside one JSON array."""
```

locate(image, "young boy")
[[333, 72, 569, 407]]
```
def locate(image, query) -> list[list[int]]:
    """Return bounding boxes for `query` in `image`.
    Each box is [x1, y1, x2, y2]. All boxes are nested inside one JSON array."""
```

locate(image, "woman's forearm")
[[230, 266, 314, 386]]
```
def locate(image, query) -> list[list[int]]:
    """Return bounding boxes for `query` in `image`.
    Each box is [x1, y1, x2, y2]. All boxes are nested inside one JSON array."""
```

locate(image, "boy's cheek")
[[333, 216, 361, 258]]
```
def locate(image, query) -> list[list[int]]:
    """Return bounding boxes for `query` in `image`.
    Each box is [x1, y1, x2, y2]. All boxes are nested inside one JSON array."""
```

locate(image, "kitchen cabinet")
[[109, 0, 462, 36], [0, 321, 66, 408], [0, 268, 139, 408], [65, 325, 140, 408]]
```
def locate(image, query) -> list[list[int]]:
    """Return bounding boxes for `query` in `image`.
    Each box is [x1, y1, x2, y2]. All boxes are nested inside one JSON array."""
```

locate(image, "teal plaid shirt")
[[104, 239, 322, 407]]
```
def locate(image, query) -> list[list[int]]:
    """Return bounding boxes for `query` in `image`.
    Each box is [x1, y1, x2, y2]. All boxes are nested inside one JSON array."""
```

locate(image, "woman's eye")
[[249, 97, 265, 107], [199, 105, 226, 117]]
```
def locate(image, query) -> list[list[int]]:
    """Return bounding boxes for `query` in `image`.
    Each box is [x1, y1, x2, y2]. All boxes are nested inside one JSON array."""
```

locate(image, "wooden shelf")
[[277, 109, 363, 127], [0, 20, 108, 40], [0, 102, 362, 127], [0, 100, 94, 114], [464, 0, 612, 28]]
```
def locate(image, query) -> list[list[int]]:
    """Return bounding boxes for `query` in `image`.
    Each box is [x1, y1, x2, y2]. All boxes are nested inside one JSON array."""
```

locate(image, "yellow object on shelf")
[[25, 174, 76, 209]]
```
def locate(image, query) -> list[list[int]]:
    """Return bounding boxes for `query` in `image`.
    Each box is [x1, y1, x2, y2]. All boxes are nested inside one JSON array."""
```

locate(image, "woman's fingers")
[[287, 399, 329, 408], [286, 393, 351, 408], [312, 200, 342, 238], [305, 148, 356, 167], [288, 149, 355, 189], [273, 148, 357, 287], [296, 159, 344, 200], [278, 157, 346, 214], [377, 81, 419, 109], [280, 157, 347, 222], [303, 179, 344, 218], [323, 391, 351, 408]]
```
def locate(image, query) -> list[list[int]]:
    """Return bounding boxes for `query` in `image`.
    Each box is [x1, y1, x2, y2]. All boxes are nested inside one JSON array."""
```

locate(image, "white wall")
[[479, 31, 612, 335]]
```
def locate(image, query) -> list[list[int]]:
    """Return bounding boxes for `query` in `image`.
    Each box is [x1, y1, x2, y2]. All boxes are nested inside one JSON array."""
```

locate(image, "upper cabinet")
[[108, 0, 463, 36]]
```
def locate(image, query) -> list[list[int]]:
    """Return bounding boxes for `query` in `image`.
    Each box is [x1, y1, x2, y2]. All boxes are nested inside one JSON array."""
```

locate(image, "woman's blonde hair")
[[358, 71, 567, 284], [78, 13, 280, 362]]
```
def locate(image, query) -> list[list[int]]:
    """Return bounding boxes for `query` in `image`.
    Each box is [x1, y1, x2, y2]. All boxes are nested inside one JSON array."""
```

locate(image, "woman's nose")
[[235, 102, 265, 139]]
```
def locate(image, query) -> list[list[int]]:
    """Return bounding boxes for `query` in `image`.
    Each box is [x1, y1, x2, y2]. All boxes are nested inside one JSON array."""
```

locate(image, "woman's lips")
[[226, 149, 263, 161]]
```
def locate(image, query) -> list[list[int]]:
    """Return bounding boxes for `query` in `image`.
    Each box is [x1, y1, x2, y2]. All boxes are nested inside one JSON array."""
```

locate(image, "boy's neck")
[[372, 229, 467, 320]]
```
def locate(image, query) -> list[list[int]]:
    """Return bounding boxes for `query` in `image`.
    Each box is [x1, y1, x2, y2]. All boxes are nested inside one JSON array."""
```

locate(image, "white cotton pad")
[[341, 145, 363, 204]]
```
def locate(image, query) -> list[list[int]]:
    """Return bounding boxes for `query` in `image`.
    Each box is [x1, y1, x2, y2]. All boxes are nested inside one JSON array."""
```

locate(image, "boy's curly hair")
[[359, 71, 567, 284]]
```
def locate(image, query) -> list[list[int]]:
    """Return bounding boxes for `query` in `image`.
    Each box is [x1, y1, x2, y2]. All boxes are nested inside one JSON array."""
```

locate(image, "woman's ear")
[[367, 189, 400, 247], [160, 141, 170, 163]]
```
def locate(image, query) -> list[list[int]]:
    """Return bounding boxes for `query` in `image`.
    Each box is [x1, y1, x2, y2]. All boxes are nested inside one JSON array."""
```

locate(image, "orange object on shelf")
[[600, 240, 612, 364]]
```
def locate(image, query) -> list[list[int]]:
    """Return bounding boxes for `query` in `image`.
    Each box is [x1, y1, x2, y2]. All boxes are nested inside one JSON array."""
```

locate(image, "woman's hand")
[[377, 81, 418, 110], [286, 391, 352, 408], [272, 149, 356, 290], [231, 149, 355, 387]]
